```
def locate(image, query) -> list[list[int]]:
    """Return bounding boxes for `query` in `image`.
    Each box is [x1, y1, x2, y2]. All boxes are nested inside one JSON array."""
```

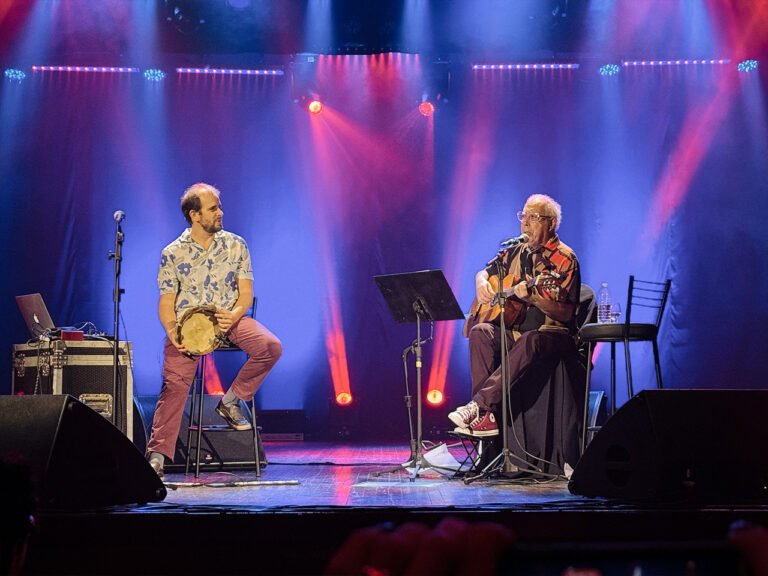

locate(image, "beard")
[[201, 219, 222, 234]]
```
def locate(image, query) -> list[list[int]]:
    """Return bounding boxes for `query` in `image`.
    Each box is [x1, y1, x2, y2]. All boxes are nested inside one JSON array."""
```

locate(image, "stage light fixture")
[[416, 60, 450, 117], [176, 67, 284, 76], [335, 392, 352, 406], [3, 68, 26, 82], [737, 60, 759, 72], [31, 66, 139, 74], [426, 389, 443, 406], [473, 63, 580, 71], [621, 59, 730, 67], [418, 101, 435, 117], [598, 64, 620, 76], [292, 53, 323, 112], [164, 0, 204, 35], [143, 69, 166, 82]]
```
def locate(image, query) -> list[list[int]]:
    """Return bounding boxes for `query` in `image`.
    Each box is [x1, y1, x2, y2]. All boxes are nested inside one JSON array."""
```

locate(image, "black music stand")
[[374, 270, 464, 481]]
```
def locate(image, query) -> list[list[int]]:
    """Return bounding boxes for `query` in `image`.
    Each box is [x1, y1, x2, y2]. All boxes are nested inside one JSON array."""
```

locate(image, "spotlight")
[[335, 392, 352, 406], [307, 99, 323, 114], [426, 389, 443, 405], [598, 64, 620, 76], [417, 60, 450, 116], [143, 69, 166, 82], [418, 101, 435, 117], [737, 59, 759, 72], [3, 68, 26, 82], [164, 0, 204, 35]]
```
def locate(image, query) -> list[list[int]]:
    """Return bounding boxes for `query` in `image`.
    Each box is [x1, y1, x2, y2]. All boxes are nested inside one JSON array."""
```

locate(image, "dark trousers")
[[468, 323, 574, 412]]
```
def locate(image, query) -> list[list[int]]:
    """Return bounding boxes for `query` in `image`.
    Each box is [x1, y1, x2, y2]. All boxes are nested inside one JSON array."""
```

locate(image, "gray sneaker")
[[215, 400, 252, 431], [148, 456, 164, 480]]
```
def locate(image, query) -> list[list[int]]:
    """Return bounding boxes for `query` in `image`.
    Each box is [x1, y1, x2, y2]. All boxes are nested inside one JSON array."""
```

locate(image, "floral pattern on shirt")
[[158, 228, 253, 322]]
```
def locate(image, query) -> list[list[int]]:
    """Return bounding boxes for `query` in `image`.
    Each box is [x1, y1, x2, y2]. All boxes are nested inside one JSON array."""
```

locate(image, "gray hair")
[[525, 193, 562, 231]]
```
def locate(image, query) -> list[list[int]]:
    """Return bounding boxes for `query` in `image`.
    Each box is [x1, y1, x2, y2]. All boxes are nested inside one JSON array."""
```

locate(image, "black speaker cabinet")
[[0, 395, 166, 508], [569, 389, 768, 503]]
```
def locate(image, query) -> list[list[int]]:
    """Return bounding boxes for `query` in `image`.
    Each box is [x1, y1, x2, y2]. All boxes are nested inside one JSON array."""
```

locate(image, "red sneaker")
[[455, 411, 498, 437]]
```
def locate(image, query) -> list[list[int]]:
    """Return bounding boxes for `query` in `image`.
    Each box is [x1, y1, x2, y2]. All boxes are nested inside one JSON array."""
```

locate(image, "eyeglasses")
[[516, 211, 552, 223]]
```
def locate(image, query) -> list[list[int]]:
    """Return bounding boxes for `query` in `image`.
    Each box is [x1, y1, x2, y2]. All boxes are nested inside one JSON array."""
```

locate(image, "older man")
[[449, 194, 581, 437], [146, 183, 282, 478]]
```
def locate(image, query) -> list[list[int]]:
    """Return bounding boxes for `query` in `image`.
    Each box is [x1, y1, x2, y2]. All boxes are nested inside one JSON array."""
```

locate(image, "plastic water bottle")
[[597, 282, 611, 324]]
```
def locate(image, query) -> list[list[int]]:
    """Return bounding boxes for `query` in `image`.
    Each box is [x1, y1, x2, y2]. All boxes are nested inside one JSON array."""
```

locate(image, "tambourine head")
[[177, 307, 221, 355]]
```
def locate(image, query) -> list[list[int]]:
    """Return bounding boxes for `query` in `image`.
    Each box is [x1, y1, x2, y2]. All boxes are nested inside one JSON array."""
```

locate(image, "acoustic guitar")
[[462, 273, 560, 337]]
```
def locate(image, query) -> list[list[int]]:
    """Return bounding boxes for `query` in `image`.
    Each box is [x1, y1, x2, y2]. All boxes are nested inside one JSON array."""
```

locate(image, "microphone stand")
[[401, 324, 433, 475], [465, 248, 529, 484], [108, 215, 124, 431]]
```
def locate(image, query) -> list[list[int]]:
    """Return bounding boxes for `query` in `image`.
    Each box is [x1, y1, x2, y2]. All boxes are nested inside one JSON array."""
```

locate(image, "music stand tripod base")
[[374, 270, 464, 481]]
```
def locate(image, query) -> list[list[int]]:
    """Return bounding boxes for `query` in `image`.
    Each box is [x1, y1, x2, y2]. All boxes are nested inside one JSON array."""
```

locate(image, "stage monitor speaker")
[[135, 395, 266, 470], [0, 395, 166, 508], [569, 389, 768, 503]]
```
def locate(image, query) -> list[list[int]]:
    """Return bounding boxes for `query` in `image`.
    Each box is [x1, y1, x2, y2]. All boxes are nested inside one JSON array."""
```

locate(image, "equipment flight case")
[[12, 340, 134, 440]]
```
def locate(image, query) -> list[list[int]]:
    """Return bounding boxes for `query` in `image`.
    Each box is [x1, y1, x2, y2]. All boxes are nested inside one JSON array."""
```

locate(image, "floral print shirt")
[[158, 228, 253, 322]]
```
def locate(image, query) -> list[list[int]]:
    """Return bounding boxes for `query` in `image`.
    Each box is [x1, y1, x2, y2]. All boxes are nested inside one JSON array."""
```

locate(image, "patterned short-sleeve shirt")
[[485, 234, 580, 332], [158, 229, 253, 322]]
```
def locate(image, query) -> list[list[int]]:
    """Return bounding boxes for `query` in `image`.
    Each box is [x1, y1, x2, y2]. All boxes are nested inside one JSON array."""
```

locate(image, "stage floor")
[[28, 441, 768, 575], [159, 441, 578, 510]]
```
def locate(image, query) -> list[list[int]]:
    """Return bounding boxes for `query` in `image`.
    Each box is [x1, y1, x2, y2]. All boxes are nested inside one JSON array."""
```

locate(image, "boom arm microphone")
[[113, 210, 125, 223]]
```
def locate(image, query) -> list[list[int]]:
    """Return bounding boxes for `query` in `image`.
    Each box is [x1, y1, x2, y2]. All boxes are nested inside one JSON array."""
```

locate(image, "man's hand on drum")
[[166, 327, 187, 354], [215, 308, 237, 333]]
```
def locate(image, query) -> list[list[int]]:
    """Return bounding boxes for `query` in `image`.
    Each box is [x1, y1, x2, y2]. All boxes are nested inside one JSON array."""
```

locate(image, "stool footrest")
[[189, 424, 262, 433]]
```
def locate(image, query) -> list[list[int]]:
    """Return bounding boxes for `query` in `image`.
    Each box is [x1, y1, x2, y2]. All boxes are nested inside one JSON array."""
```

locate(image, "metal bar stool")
[[184, 299, 265, 478], [580, 276, 672, 454]]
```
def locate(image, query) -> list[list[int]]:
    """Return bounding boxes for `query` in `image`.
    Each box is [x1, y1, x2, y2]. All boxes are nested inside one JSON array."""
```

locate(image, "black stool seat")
[[581, 322, 657, 341]]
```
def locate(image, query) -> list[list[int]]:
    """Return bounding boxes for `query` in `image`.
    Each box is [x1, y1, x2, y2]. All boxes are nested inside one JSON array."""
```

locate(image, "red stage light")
[[308, 99, 323, 114], [426, 389, 443, 405], [418, 101, 435, 117], [335, 392, 353, 405]]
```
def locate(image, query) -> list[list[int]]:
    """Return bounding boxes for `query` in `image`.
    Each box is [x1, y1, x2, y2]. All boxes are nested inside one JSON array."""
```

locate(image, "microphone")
[[113, 210, 126, 223], [499, 233, 528, 249]]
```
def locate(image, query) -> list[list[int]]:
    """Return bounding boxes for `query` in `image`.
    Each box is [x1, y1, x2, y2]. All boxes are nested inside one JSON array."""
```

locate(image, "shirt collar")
[[180, 228, 226, 247], [526, 234, 560, 255]]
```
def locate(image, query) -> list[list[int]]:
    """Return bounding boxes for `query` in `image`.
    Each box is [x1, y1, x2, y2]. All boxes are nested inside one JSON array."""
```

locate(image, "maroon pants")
[[147, 317, 282, 461], [469, 323, 573, 412]]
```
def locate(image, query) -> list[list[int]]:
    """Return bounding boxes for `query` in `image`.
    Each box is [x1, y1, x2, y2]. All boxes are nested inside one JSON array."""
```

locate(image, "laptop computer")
[[16, 293, 56, 339]]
